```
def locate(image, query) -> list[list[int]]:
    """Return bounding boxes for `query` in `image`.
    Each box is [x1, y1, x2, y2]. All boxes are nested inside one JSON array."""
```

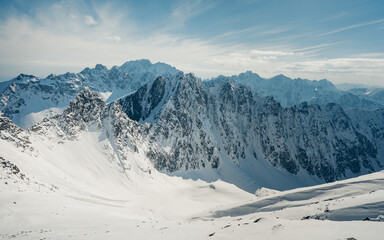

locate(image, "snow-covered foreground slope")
[[1, 134, 383, 240], [0, 127, 254, 238]]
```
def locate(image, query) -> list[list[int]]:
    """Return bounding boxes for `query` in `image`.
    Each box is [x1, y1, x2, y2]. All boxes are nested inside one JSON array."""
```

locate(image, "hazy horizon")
[[1, 59, 384, 89]]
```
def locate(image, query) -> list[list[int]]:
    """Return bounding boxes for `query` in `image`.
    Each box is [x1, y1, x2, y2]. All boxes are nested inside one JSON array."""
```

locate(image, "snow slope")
[[1, 138, 383, 240], [0, 105, 255, 239]]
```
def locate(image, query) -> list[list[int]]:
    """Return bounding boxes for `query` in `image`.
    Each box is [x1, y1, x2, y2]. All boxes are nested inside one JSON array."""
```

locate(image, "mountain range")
[[1, 60, 384, 192], [206, 71, 384, 110], [0, 59, 178, 128]]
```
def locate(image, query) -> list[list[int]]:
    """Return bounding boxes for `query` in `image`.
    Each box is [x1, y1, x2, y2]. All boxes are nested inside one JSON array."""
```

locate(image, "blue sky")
[[0, 0, 384, 85]]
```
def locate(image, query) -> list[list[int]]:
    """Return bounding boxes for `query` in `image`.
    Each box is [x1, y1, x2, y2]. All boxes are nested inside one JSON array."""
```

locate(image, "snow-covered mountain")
[[0, 59, 179, 129], [1, 62, 384, 190], [2, 71, 383, 191], [117, 73, 384, 190], [205, 71, 384, 110], [2, 63, 384, 239]]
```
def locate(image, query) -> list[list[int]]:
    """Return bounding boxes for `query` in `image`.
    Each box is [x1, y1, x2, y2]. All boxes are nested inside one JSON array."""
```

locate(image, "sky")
[[0, 0, 384, 86]]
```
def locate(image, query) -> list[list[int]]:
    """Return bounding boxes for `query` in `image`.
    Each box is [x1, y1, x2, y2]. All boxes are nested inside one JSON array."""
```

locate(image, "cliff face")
[[118, 73, 383, 183]]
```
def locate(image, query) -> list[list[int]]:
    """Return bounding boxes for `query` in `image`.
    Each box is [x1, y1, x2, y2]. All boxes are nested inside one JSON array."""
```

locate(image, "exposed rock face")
[[120, 73, 219, 172], [118, 76, 167, 122], [0, 116, 32, 151], [0, 157, 26, 180], [118, 74, 383, 182]]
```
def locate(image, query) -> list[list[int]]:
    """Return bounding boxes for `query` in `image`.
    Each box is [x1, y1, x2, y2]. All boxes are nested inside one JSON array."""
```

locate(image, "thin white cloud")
[[213, 26, 263, 40], [85, 15, 97, 25], [321, 11, 348, 21], [294, 43, 340, 52], [318, 19, 384, 36], [0, 1, 383, 87], [107, 35, 122, 42], [250, 50, 297, 56], [284, 58, 384, 72], [213, 26, 290, 41], [255, 27, 291, 36], [353, 52, 384, 58], [166, 0, 216, 30], [281, 58, 384, 86]]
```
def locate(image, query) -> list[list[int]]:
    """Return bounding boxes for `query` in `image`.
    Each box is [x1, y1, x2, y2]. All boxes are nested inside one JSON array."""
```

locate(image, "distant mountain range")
[[2, 60, 384, 129], [205, 71, 384, 110]]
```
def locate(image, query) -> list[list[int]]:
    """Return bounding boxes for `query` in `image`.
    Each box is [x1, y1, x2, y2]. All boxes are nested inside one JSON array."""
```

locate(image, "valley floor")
[[1, 169, 384, 240]]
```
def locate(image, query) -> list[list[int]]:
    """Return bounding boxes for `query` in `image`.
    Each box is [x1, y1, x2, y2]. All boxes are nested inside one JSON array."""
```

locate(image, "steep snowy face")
[[0, 60, 179, 129], [205, 72, 384, 110], [346, 108, 384, 159], [207, 82, 381, 182], [118, 75, 171, 122], [118, 74, 383, 183], [259, 102, 378, 181], [119, 72, 220, 172], [146, 73, 220, 172]]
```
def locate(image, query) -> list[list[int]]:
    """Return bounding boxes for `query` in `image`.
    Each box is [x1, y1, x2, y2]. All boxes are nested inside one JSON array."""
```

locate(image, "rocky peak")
[[95, 64, 108, 71], [270, 74, 290, 82], [120, 59, 152, 71], [119, 59, 179, 77], [80, 64, 108, 75], [118, 72, 206, 123], [63, 87, 106, 125], [16, 74, 36, 81], [0, 116, 21, 132], [237, 71, 262, 81], [174, 73, 207, 104], [0, 116, 31, 150]]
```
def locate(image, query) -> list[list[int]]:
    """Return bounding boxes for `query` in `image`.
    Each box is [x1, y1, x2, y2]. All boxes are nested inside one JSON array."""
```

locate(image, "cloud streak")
[[318, 18, 384, 36], [164, 0, 216, 31], [85, 15, 97, 25]]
